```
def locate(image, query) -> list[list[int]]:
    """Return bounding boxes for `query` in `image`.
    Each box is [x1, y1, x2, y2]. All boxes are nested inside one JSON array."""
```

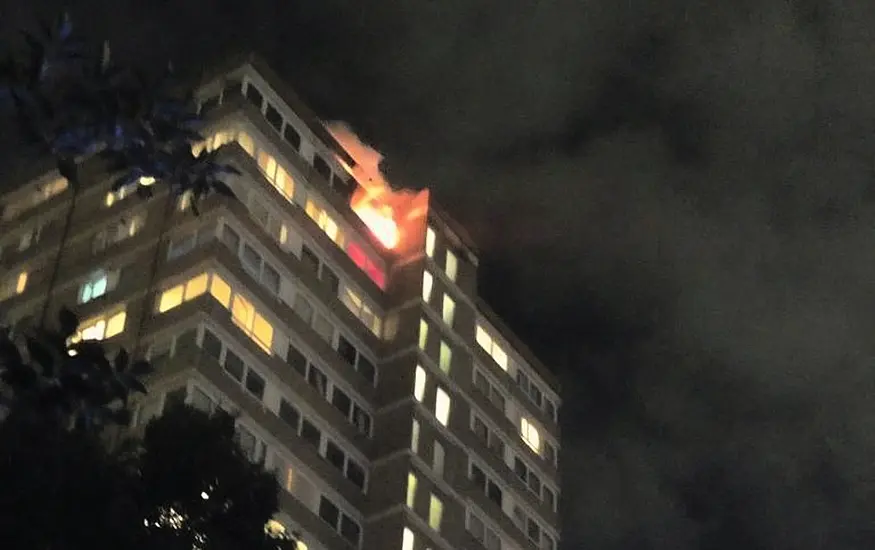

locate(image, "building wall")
[[0, 59, 561, 550]]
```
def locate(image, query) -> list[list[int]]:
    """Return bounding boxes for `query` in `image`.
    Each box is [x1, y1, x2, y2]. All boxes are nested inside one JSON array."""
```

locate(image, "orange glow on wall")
[[327, 122, 429, 253]]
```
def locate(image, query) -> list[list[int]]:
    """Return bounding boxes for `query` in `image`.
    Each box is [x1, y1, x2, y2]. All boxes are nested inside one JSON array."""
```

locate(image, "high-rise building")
[[0, 55, 561, 550]]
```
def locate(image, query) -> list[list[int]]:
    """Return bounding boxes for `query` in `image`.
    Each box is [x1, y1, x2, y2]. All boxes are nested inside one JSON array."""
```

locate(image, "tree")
[[0, 403, 300, 550], [0, 12, 299, 550]]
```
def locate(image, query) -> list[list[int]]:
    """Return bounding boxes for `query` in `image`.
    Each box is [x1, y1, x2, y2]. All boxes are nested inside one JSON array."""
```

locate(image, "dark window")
[[339, 515, 361, 544], [514, 457, 527, 480], [244, 83, 264, 110], [222, 80, 242, 102], [241, 244, 261, 274], [529, 473, 541, 494], [471, 464, 486, 488], [325, 441, 345, 470], [223, 350, 245, 382], [544, 487, 555, 510], [221, 225, 240, 252], [175, 328, 198, 354], [530, 385, 543, 407], [244, 369, 265, 400], [300, 420, 321, 447], [357, 355, 376, 385], [164, 387, 187, 410], [201, 330, 222, 360], [346, 460, 365, 490], [527, 519, 540, 541], [300, 245, 320, 275], [320, 266, 339, 294], [265, 103, 283, 131], [487, 480, 503, 506], [283, 125, 301, 150], [318, 496, 339, 527], [352, 405, 371, 435], [336, 336, 357, 366], [200, 95, 219, 114], [279, 399, 300, 430], [545, 400, 556, 422], [313, 155, 331, 180], [261, 264, 280, 295], [286, 344, 308, 376], [306, 366, 328, 397], [331, 388, 352, 417]]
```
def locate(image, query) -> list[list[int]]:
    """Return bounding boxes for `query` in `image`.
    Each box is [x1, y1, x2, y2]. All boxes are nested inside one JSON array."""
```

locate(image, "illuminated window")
[[441, 294, 455, 326], [414, 365, 427, 402], [445, 250, 458, 281], [520, 417, 541, 453], [426, 226, 436, 257], [236, 132, 255, 156], [71, 310, 126, 344], [402, 527, 415, 550], [428, 494, 443, 531], [411, 419, 420, 453], [79, 270, 119, 304], [422, 270, 433, 303], [305, 199, 344, 247], [475, 324, 508, 371], [15, 272, 27, 294], [346, 241, 386, 289], [418, 319, 429, 350], [406, 472, 417, 508], [158, 284, 184, 312], [435, 388, 451, 426], [209, 275, 232, 307], [439, 342, 452, 374]]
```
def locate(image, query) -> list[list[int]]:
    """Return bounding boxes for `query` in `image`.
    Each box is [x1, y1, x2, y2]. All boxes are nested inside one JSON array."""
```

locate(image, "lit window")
[[445, 250, 458, 281], [402, 527, 415, 550], [476, 324, 491, 350], [231, 295, 255, 329], [428, 494, 443, 531], [439, 342, 452, 374], [158, 284, 184, 313], [492, 345, 508, 370], [418, 319, 428, 350], [425, 226, 436, 257], [406, 472, 417, 508], [209, 275, 232, 307], [15, 272, 27, 294], [257, 151, 277, 180], [72, 310, 126, 344], [442, 294, 455, 326], [411, 419, 420, 453], [476, 324, 508, 371], [435, 388, 451, 426], [185, 273, 208, 300], [414, 365, 427, 402], [520, 417, 541, 454], [422, 270, 433, 303], [79, 271, 109, 303], [236, 132, 255, 156]]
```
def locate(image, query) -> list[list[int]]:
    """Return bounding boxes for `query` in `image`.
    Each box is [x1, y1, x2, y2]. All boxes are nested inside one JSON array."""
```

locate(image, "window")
[[418, 319, 429, 350], [300, 420, 321, 447], [158, 273, 208, 313], [283, 125, 301, 150], [265, 103, 283, 131], [439, 342, 452, 374], [279, 399, 300, 431], [414, 365, 427, 402], [402, 527, 415, 550], [475, 324, 509, 370], [521, 417, 541, 453], [313, 155, 332, 180], [435, 388, 451, 426], [320, 266, 340, 294], [300, 245, 320, 274], [474, 368, 506, 412], [411, 419, 420, 453], [425, 226, 436, 257], [428, 495, 443, 531], [445, 250, 458, 281], [318, 496, 339, 527], [441, 294, 455, 326], [244, 82, 264, 109], [244, 369, 265, 400], [406, 472, 417, 508], [422, 271, 433, 303], [433, 442, 445, 476], [0, 271, 27, 301], [69, 310, 126, 344]]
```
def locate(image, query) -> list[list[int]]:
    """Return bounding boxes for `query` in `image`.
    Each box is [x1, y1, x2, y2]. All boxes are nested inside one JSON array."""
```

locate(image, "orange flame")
[[327, 122, 402, 249]]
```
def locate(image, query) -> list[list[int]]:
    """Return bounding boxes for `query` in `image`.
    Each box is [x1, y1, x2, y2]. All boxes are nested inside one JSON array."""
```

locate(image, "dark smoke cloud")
[[4, 0, 875, 547]]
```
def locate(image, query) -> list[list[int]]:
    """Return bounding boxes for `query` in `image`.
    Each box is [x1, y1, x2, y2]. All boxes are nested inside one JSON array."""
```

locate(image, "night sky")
[[4, 1, 875, 548]]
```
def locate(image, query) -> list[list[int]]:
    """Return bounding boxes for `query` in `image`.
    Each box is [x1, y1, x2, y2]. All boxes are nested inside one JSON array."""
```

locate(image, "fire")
[[327, 122, 405, 249]]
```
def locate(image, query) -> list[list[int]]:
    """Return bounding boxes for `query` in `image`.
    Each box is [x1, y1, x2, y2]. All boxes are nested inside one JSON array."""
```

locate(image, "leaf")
[[57, 307, 79, 338]]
